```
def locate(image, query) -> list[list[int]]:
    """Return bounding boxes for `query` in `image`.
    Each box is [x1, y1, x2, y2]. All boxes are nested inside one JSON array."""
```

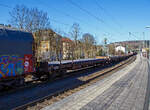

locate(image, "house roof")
[[61, 37, 72, 42]]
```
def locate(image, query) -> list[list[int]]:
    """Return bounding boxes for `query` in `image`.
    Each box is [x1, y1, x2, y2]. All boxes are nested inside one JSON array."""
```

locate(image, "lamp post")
[[145, 26, 150, 59]]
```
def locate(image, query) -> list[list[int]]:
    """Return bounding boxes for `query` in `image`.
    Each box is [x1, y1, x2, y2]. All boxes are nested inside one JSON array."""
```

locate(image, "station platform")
[[42, 55, 150, 110]]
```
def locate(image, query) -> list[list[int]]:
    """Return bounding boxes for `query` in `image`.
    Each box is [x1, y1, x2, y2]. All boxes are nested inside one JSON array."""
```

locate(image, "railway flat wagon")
[[0, 28, 34, 88], [36, 56, 126, 79]]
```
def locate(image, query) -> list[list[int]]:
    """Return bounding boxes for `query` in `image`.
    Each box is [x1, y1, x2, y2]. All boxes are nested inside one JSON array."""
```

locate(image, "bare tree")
[[69, 23, 81, 59], [82, 33, 96, 58], [70, 23, 80, 44], [108, 44, 115, 56], [9, 5, 50, 32], [9, 5, 28, 30]]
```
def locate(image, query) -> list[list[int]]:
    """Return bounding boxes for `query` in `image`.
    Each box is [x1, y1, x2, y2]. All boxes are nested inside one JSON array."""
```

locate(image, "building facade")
[[115, 46, 126, 54], [61, 37, 73, 60], [34, 29, 62, 61]]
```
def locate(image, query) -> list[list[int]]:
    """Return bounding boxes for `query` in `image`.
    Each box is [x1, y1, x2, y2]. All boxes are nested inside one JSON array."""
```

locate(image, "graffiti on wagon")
[[0, 55, 24, 78]]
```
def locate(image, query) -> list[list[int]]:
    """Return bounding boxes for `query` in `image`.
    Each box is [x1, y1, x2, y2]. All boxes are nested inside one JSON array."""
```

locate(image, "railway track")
[[13, 56, 136, 110]]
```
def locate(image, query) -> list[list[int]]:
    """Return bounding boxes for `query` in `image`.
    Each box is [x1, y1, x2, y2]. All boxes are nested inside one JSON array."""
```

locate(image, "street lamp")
[[145, 26, 150, 59]]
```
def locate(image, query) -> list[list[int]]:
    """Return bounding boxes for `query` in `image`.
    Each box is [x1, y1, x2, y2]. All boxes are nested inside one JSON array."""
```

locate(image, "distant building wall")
[[61, 38, 73, 60], [115, 46, 126, 53]]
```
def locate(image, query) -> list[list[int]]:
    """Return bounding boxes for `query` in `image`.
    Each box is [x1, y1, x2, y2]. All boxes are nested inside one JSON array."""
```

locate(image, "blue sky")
[[0, 0, 150, 44]]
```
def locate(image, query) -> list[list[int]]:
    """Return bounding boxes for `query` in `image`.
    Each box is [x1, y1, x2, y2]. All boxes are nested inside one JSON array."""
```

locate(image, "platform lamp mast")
[[145, 26, 150, 59], [143, 32, 145, 49]]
